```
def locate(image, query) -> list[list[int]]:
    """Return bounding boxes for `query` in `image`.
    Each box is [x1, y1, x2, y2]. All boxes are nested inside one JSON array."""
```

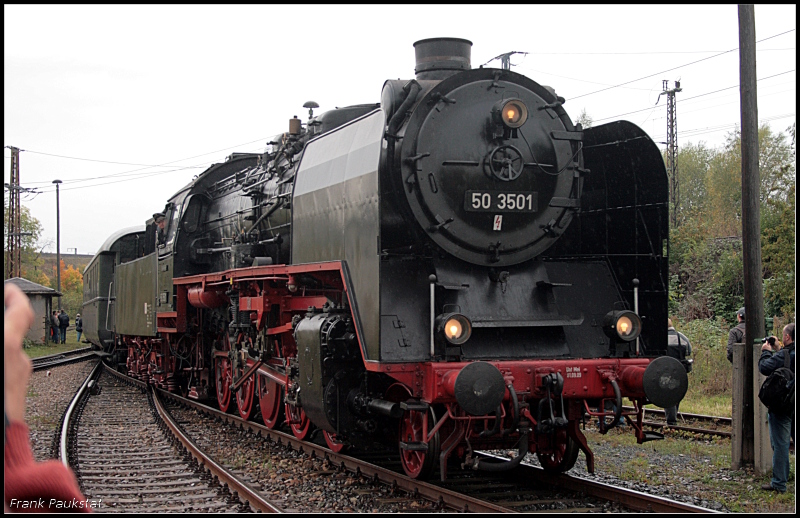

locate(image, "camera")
[[761, 336, 776, 346]]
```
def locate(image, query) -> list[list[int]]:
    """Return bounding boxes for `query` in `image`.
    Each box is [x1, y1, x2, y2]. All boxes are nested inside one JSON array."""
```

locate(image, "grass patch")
[[24, 333, 88, 359], [584, 426, 794, 512], [672, 317, 733, 417], [620, 455, 651, 484], [499, 317, 791, 508]]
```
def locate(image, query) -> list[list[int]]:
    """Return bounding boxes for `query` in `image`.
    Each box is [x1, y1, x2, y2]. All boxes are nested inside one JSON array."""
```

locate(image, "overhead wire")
[[569, 28, 795, 100], [649, 112, 796, 144], [592, 70, 795, 123], [12, 137, 270, 191], [526, 48, 795, 55], [5, 31, 794, 195]]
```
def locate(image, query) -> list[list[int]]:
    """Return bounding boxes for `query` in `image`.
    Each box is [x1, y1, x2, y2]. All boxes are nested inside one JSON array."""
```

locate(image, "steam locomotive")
[[83, 38, 687, 480]]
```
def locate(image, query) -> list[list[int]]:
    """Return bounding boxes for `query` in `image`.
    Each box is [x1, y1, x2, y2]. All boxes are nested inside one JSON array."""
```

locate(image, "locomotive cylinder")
[[365, 397, 403, 418], [187, 286, 229, 309]]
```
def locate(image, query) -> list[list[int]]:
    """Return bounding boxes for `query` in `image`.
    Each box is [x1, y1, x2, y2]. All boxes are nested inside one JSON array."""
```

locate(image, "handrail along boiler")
[[83, 38, 687, 480]]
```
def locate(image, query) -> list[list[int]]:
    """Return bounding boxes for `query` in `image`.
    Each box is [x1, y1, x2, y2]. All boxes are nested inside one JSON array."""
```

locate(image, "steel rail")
[[643, 420, 731, 437], [59, 360, 103, 466], [150, 387, 283, 513], [155, 388, 512, 513], [479, 451, 721, 513], [32, 348, 97, 372], [594, 407, 732, 437], [106, 365, 717, 513], [638, 406, 732, 424]]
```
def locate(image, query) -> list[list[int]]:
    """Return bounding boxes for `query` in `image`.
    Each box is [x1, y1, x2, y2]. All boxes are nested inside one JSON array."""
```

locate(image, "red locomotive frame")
[[123, 260, 662, 477]]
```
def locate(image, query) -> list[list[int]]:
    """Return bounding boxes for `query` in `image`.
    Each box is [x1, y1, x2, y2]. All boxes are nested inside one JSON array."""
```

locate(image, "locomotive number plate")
[[464, 191, 537, 212]]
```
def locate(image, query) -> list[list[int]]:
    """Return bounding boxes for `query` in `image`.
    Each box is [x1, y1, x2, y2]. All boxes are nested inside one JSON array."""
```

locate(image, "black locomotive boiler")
[[83, 37, 687, 480]]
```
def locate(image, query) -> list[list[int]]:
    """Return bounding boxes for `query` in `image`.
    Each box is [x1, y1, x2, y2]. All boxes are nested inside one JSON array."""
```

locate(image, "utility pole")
[[5, 146, 21, 279], [53, 179, 62, 310], [659, 80, 682, 227], [735, 3, 765, 473]]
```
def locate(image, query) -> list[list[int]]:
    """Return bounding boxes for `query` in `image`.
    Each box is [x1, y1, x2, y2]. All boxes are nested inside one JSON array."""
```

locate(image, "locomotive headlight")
[[603, 310, 642, 342], [436, 313, 472, 345], [493, 99, 528, 129]]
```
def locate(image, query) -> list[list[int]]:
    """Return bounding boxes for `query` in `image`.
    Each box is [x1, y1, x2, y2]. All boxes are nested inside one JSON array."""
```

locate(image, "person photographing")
[[758, 323, 795, 493]]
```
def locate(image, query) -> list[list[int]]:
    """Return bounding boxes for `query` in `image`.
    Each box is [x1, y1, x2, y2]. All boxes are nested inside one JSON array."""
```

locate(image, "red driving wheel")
[[257, 374, 284, 429], [234, 333, 256, 421], [399, 407, 440, 480], [536, 429, 579, 473], [285, 402, 313, 440], [323, 431, 347, 453], [214, 334, 232, 413]]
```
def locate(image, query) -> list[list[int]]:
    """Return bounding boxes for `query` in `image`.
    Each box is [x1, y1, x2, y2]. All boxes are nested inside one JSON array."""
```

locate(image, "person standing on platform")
[[759, 323, 795, 494], [727, 307, 746, 363], [75, 313, 83, 343], [665, 318, 692, 425], [50, 311, 59, 344], [58, 309, 69, 344]]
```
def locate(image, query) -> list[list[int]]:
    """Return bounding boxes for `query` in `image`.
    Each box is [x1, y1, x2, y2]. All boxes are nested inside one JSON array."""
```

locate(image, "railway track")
[[439, 453, 716, 513], [32, 346, 97, 371], [155, 374, 718, 513], [638, 407, 732, 438], [60, 365, 280, 513], [53, 359, 721, 512]]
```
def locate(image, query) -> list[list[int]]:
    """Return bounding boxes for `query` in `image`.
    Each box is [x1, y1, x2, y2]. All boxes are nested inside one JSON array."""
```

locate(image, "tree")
[[668, 123, 795, 322], [50, 260, 84, 317], [760, 123, 796, 320], [761, 183, 795, 319], [704, 124, 795, 238], [705, 131, 743, 237], [574, 108, 593, 129], [3, 202, 46, 281], [60, 261, 84, 292], [675, 142, 713, 219]]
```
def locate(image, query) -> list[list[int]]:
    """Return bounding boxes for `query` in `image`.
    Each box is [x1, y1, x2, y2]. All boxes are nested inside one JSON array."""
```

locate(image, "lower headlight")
[[603, 310, 642, 342], [436, 313, 472, 345]]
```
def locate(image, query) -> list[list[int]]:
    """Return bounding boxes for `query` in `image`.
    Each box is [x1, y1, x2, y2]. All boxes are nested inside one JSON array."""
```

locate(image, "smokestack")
[[414, 37, 472, 81]]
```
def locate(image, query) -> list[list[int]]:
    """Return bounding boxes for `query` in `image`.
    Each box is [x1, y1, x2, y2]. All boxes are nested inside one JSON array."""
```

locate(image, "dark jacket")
[[667, 327, 692, 357], [759, 343, 795, 376], [667, 327, 692, 373], [758, 343, 795, 416], [727, 322, 746, 363], [58, 312, 69, 329], [50, 314, 59, 331], [75, 317, 82, 332]]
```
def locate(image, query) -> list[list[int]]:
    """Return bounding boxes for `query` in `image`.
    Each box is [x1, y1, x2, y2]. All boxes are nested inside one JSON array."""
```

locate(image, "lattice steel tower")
[[5, 146, 21, 279], [662, 80, 682, 227]]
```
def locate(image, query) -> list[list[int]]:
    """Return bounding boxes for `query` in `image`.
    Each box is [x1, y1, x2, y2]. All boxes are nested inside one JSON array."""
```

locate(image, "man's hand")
[[761, 336, 779, 353]]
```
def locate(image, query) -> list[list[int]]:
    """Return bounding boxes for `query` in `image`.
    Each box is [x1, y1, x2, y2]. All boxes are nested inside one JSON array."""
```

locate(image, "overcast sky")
[[4, 4, 796, 260]]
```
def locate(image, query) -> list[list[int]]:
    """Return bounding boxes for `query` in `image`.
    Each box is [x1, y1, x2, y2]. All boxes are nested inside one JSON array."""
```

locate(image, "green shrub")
[[673, 318, 732, 409]]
